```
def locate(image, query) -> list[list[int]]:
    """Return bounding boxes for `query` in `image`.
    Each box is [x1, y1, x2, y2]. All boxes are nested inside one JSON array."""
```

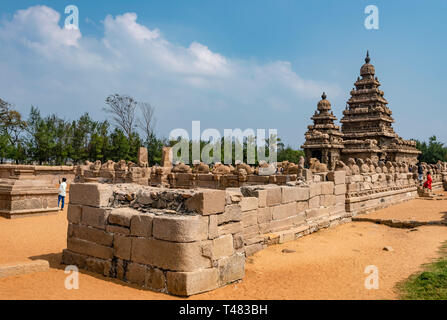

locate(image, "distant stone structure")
[[301, 92, 344, 170], [303, 51, 421, 167]]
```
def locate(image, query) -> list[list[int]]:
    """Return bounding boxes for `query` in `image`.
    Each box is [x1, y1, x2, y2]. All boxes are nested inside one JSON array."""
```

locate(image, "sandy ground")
[[1, 196, 447, 300], [361, 190, 447, 223]]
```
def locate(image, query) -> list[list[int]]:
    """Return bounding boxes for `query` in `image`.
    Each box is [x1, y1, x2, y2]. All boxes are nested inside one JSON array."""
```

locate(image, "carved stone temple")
[[302, 92, 344, 170], [303, 51, 421, 166]]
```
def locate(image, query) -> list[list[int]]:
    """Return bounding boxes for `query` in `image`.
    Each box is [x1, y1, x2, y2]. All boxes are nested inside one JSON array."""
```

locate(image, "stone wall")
[[0, 165, 75, 218], [62, 172, 351, 296]]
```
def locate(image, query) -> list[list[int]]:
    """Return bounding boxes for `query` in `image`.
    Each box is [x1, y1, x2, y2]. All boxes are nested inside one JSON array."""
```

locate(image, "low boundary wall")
[[62, 171, 350, 296]]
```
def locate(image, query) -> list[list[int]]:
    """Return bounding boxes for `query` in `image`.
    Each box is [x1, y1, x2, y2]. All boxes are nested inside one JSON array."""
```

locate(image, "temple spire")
[[365, 50, 370, 64]]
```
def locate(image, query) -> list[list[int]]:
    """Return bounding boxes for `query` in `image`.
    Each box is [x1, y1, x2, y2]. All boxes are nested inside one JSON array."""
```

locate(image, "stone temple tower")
[[340, 51, 420, 164], [302, 92, 344, 170]]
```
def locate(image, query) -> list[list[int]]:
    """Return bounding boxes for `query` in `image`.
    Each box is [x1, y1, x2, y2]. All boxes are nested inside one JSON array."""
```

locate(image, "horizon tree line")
[[0, 95, 445, 165]]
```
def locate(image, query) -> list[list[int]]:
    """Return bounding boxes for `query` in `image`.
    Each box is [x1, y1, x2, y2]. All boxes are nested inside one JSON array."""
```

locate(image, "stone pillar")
[[137, 147, 149, 167], [162, 147, 173, 168]]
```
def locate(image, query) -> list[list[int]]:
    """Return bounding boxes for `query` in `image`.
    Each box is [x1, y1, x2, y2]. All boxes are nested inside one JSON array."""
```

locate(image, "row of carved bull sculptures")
[[76, 158, 447, 178]]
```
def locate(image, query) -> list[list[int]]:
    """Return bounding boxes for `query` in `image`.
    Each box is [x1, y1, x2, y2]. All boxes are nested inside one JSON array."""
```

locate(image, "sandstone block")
[[71, 224, 113, 247], [241, 209, 258, 227], [146, 267, 166, 291], [69, 183, 113, 207], [131, 238, 211, 271], [240, 197, 258, 212], [217, 253, 245, 285], [152, 214, 208, 242], [296, 187, 310, 201], [335, 195, 345, 205], [321, 182, 334, 195], [106, 225, 130, 235], [257, 207, 271, 224], [130, 214, 153, 238], [202, 234, 234, 260], [185, 190, 226, 215], [296, 200, 309, 213], [167, 268, 219, 296], [85, 256, 112, 276], [217, 221, 242, 236], [265, 186, 281, 206], [113, 234, 132, 260], [309, 183, 322, 198], [245, 243, 265, 256], [108, 208, 139, 227], [67, 204, 82, 224], [81, 206, 111, 230], [271, 202, 296, 220], [281, 186, 298, 203], [308, 196, 320, 209], [126, 262, 147, 286], [67, 237, 113, 260], [218, 204, 242, 225], [320, 195, 336, 207], [334, 184, 346, 195], [327, 171, 346, 185], [208, 214, 218, 239]]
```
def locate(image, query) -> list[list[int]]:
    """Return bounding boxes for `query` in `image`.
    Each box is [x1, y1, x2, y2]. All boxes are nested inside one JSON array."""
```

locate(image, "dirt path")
[[1, 197, 447, 300]]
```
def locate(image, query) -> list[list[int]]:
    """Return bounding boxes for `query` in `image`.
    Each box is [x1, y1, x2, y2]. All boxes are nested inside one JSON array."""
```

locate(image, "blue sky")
[[0, 0, 446, 147]]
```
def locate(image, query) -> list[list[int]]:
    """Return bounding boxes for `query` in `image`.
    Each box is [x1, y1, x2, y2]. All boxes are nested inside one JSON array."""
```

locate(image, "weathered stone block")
[[131, 238, 211, 271], [67, 204, 82, 224], [152, 214, 208, 242], [309, 183, 322, 198], [265, 187, 281, 206], [81, 206, 111, 230], [296, 200, 309, 213], [113, 234, 132, 260], [320, 195, 336, 207], [67, 237, 114, 260], [62, 249, 87, 269], [108, 208, 139, 227], [271, 202, 296, 220], [185, 190, 226, 215], [217, 253, 245, 285], [296, 187, 310, 201], [335, 194, 345, 205], [334, 184, 346, 195], [240, 197, 258, 212], [126, 262, 146, 286], [217, 221, 242, 236], [166, 268, 219, 296], [218, 204, 242, 225], [69, 183, 113, 207], [71, 224, 113, 247], [202, 234, 234, 260], [106, 225, 130, 235], [321, 182, 334, 195], [85, 256, 112, 276], [146, 267, 166, 291], [241, 209, 258, 227], [281, 186, 298, 203], [327, 171, 346, 185], [130, 214, 153, 238], [257, 207, 271, 224], [308, 196, 320, 209], [208, 214, 218, 239]]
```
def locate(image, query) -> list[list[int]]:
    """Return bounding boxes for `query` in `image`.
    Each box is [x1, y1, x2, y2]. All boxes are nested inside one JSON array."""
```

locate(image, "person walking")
[[58, 178, 67, 211], [417, 163, 424, 186], [423, 171, 432, 190]]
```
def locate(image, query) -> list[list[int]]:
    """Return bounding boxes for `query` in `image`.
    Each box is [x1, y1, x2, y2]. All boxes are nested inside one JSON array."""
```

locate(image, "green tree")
[[416, 136, 447, 164]]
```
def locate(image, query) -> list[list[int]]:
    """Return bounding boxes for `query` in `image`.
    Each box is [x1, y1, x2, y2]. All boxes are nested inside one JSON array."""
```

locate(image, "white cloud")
[[0, 5, 341, 145]]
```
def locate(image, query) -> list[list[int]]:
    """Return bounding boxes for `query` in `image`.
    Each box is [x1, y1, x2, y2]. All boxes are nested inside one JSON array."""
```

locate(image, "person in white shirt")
[[58, 178, 67, 210]]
